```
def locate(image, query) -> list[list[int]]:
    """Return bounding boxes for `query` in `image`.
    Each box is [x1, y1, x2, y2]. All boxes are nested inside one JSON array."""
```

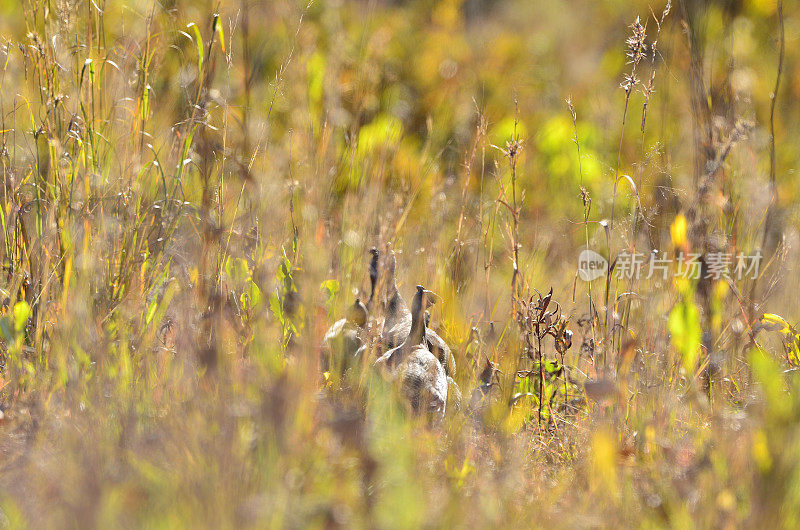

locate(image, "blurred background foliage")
[[0, 0, 796, 526]]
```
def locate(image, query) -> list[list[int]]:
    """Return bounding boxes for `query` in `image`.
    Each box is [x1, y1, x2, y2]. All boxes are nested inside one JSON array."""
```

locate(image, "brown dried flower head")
[[626, 16, 648, 66]]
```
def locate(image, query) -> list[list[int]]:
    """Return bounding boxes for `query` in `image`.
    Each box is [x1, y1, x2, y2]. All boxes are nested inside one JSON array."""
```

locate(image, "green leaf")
[[358, 114, 403, 156], [224, 257, 250, 284], [145, 296, 159, 326], [146, 280, 178, 328], [141, 84, 151, 119], [751, 348, 791, 421], [320, 279, 339, 307], [241, 280, 263, 312], [668, 294, 702, 375], [214, 14, 225, 54], [270, 293, 285, 326], [278, 258, 295, 293], [515, 375, 534, 395], [544, 359, 561, 374], [187, 23, 204, 75], [13, 301, 30, 332], [278, 258, 292, 282], [248, 281, 262, 308]]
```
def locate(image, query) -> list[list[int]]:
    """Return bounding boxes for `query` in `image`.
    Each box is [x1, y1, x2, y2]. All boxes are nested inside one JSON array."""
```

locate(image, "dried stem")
[[749, 1, 785, 323]]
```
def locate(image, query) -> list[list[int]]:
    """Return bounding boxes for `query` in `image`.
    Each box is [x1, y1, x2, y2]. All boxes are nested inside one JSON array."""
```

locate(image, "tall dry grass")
[[0, 0, 796, 527]]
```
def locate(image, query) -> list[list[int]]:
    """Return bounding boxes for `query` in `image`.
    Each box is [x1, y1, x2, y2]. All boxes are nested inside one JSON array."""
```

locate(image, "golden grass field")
[[0, 0, 798, 527]]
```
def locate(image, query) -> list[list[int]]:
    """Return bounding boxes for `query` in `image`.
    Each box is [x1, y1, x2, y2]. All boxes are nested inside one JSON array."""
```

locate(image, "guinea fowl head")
[[347, 298, 368, 327]]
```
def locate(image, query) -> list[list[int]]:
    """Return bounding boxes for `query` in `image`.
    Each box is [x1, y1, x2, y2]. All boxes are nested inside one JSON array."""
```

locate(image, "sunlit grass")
[[0, 0, 796, 527]]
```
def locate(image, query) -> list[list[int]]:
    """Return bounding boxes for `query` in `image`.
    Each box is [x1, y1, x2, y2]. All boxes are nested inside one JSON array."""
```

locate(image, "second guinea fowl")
[[380, 250, 410, 342], [321, 249, 380, 376], [365, 247, 380, 313], [380, 251, 457, 377], [468, 357, 501, 414], [375, 285, 448, 422], [321, 298, 368, 376]]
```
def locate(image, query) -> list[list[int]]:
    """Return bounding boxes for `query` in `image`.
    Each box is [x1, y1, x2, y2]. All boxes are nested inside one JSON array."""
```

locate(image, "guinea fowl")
[[321, 298, 368, 377], [321, 249, 379, 376], [468, 357, 502, 414], [379, 251, 457, 378], [375, 285, 448, 422]]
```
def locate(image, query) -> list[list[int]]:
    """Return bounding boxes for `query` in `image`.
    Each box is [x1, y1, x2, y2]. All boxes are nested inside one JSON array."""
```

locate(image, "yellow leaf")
[[761, 313, 791, 335], [670, 213, 688, 249]]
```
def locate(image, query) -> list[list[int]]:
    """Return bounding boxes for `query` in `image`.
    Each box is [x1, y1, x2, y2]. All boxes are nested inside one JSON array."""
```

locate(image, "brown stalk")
[[749, 0, 784, 325]]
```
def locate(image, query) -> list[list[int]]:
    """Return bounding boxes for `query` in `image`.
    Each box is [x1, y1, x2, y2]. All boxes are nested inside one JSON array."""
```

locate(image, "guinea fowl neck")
[[367, 249, 379, 309], [408, 286, 427, 346], [385, 251, 398, 300]]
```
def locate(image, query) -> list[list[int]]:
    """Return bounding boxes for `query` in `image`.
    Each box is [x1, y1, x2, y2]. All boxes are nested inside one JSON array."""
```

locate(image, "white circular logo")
[[577, 249, 608, 281]]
